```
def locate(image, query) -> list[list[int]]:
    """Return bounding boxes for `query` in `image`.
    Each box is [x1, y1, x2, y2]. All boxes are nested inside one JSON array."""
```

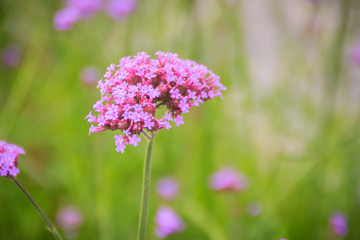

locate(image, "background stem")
[[137, 136, 155, 240], [11, 176, 63, 240]]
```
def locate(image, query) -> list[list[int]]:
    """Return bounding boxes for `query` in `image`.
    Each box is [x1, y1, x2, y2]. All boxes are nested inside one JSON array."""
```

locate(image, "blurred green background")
[[1, 0, 360, 239]]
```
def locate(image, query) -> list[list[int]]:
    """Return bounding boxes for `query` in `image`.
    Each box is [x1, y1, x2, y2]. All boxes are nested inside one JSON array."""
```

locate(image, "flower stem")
[[137, 135, 155, 240], [11, 176, 63, 240]]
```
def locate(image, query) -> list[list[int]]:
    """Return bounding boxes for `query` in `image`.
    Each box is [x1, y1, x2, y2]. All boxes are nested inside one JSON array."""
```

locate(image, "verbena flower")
[[0, 141, 25, 177], [67, 0, 102, 18], [330, 211, 348, 237], [349, 42, 360, 65], [54, 0, 102, 31], [1, 45, 20, 68], [86, 52, 225, 153], [56, 205, 84, 231], [155, 206, 185, 238], [54, 8, 81, 31], [80, 66, 100, 86], [105, 0, 137, 20], [247, 201, 262, 216], [156, 177, 179, 200], [209, 166, 247, 191]]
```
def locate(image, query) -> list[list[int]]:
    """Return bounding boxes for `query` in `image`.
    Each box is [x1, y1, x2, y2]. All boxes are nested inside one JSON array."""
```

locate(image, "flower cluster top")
[[86, 51, 226, 153], [0, 141, 25, 177]]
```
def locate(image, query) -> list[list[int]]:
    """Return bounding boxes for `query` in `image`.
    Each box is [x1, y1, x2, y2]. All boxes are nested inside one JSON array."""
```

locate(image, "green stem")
[[11, 176, 63, 240], [137, 135, 155, 240]]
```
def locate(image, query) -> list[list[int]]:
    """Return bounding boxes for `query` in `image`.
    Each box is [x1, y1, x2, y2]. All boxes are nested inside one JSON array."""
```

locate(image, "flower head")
[[155, 206, 185, 238], [0, 141, 25, 177], [86, 52, 225, 152], [330, 211, 348, 237], [105, 0, 137, 20], [156, 177, 179, 200], [209, 166, 247, 192], [349, 42, 360, 65], [80, 66, 100, 86], [56, 205, 84, 230], [247, 201, 262, 216], [1, 45, 20, 68], [54, 8, 81, 31], [67, 0, 102, 18]]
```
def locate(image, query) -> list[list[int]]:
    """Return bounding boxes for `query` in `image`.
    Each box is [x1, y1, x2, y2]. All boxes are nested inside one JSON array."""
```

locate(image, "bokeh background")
[[1, 0, 360, 239]]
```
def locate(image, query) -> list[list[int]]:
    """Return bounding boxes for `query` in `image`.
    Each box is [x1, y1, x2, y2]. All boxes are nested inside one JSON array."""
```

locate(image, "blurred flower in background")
[[209, 166, 248, 192], [156, 177, 179, 200], [349, 42, 360, 66], [54, 8, 81, 31], [54, 0, 137, 30], [79, 66, 100, 86], [330, 211, 348, 237], [247, 201, 262, 216], [67, 0, 103, 18], [1, 45, 20, 68], [0, 141, 25, 177], [56, 205, 83, 239], [104, 0, 137, 20], [155, 206, 185, 238]]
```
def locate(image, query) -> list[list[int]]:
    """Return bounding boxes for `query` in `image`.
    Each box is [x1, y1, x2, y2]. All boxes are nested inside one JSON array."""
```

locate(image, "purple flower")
[[1, 45, 20, 68], [56, 205, 83, 230], [67, 0, 102, 18], [155, 206, 185, 238], [349, 42, 360, 65], [86, 52, 225, 153], [209, 166, 247, 192], [105, 0, 137, 19], [0, 141, 25, 177], [330, 211, 348, 237], [53, 8, 81, 31], [80, 66, 100, 85], [247, 201, 262, 216], [156, 177, 179, 200]]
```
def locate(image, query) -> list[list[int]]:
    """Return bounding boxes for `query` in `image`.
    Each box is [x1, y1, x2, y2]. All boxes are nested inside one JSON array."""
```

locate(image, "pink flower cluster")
[[86, 52, 225, 153], [209, 166, 248, 192], [0, 141, 25, 177], [330, 211, 348, 237], [155, 206, 185, 238], [156, 177, 179, 200], [54, 0, 137, 31], [56, 205, 84, 231]]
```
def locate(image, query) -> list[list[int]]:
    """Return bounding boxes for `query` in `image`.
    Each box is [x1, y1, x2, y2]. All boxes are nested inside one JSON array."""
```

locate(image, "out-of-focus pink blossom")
[[1, 45, 20, 68], [349, 43, 360, 65], [0, 141, 25, 177], [80, 66, 100, 86], [155, 206, 185, 238], [247, 201, 262, 216], [67, 0, 102, 18], [330, 211, 348, 237], [105, 0, 137, 19], [156, 177, 179, 200], [54, 8, 81, 31], [86, 52, 225, 153], [209, 166, 247, 192], [56, 206, 83, 230]]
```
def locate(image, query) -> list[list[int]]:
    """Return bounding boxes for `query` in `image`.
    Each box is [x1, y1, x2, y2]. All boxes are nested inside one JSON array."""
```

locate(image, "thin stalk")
[[137, 135, 155, 240], [11, 176, 63, 240]]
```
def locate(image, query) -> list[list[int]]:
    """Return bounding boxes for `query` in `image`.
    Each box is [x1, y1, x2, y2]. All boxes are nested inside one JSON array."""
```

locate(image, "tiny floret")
[[86, 52, 225, 152], [0, 141, 25, 177]]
